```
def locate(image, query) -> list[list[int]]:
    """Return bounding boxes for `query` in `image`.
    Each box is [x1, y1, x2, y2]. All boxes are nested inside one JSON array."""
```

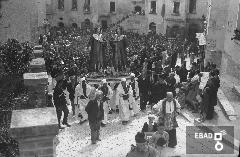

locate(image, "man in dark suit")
[[66, 76, 77, 116], [85, 90, 104, 144], [138, 75, 150, 111], [176, 62, 188, 83], [53, 79, 71, 129]]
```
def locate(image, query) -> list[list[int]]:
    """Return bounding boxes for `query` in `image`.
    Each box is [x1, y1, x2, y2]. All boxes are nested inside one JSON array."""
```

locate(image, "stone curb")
[[217, 89, 237, 121], [180, 110, 239, 152]]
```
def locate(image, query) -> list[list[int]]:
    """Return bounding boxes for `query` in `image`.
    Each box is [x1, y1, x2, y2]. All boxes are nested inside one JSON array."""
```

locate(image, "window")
[[102, 20, 108, 31], [58, 0, 64, 10], [150, 1, 156, 14], [85, 0, 90, 6], [173, 2, 180, 14], [72, 0, 77, 10], [189, 0, 196, 13], [110, 2, 115, 13], [84, 0, 90, 13]]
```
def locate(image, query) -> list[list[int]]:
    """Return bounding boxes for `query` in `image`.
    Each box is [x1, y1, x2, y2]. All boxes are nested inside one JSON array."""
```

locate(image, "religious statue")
[[110, 27, 128, 72], [88, 27, 106, 72], [88, 26, 128, 74]]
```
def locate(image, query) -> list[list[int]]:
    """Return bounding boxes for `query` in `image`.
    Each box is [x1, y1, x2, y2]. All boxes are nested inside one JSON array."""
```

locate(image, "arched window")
[[72, 23, 78, 28], [149, 22, 156, 33], [135, 6, 142, 13], [58, 22, 64, 27]]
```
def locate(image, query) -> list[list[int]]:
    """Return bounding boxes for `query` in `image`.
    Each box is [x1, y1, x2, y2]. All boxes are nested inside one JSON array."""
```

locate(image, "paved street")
[[54, 57, 239, 157], [55, 107, 239, 157], [55, 108, 192, 157]]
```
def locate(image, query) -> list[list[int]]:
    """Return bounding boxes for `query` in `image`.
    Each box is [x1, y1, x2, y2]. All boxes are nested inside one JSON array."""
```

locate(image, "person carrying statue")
[[116, 78, 131, 125], [74, 77, 92, 124], [152, 92, 181, 148], [129, 73, 140, 117], [98, 79, 113, 126]]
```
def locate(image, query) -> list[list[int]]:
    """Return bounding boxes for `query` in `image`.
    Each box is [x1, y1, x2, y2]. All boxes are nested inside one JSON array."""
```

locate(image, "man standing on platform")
[[129, 73, 140, 116], [85, 90, 104, 144], [116, 78, 131, 125], [98, 79, 113, 126], [153, 92, 181, 148]]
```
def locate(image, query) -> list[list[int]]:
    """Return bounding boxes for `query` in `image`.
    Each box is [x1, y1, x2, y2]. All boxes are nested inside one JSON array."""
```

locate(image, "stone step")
[[217, 89, 237, 120], [232, 85, 240, 98]]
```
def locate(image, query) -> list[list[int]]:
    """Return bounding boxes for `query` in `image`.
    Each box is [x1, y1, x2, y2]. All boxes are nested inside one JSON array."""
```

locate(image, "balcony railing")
[[83, 5, 91, 14]]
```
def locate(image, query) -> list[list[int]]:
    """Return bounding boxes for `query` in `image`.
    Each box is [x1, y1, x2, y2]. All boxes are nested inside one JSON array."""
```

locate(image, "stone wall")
[[205, 0, 230, 67], [206, 0, 240, 82], [0, 0, 46, 43], [10, 108, 58, 157]]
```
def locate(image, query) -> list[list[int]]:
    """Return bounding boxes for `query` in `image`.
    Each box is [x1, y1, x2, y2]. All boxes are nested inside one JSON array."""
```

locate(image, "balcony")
[[83, 5, 91, 14]]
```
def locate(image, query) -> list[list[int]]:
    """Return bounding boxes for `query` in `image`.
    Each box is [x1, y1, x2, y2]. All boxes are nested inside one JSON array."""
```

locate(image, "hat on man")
[[121, 78, 126, 82], [135, 132, 146, 143]]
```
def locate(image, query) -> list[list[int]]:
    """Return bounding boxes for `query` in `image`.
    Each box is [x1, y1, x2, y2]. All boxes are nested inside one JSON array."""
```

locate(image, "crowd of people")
[[39, 25, 222, 156]]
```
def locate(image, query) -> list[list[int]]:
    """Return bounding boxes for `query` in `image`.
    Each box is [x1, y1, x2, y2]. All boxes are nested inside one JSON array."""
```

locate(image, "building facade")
[[206, 0, 240, 81], [0, 0, 210, 43], [0, 0, 46, 43]]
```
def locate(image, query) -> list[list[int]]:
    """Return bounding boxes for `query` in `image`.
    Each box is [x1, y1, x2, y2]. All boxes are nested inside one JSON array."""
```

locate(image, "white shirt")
[[153, 99, 181, 114]]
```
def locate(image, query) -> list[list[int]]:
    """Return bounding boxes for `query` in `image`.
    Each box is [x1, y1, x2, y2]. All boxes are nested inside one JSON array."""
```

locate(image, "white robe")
[[74, 81, 92, 121], [129, 79, 140, 115], [99, 85, 113, 124], [109, 83, 118, 110], [116, 83, 131, 121]]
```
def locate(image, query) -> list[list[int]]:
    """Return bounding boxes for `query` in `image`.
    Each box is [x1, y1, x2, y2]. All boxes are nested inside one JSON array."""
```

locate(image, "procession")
[[39, 24, 221, 156]]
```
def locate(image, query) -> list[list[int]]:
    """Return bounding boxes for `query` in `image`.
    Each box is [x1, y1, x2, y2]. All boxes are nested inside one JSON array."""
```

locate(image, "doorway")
[[101, 20, 108, 31]]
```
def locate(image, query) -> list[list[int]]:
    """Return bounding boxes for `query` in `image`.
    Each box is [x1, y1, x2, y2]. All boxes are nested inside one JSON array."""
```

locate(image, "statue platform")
[[86, 76, 131, 84]]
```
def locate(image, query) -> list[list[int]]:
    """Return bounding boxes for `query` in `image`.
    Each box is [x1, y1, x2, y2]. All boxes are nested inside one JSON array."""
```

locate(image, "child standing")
[[149, 123, 169, 156]]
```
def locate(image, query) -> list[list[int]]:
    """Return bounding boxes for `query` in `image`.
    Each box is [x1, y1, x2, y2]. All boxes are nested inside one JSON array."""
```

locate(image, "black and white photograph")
[[0, 0, 240, 156]]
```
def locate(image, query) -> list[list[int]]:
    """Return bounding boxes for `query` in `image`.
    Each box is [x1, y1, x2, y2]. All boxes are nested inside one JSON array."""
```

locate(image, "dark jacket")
[[66, 82, 76, 101], [53, 86, 67, 108], [85, 100, 104, 122], [138, 77, 150, 94], [177, 67, 188, 82]]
